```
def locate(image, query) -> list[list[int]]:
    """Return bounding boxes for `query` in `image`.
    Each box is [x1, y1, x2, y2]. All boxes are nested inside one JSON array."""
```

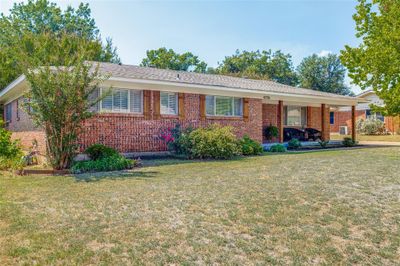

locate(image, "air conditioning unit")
[[339, 126, 348, 135]]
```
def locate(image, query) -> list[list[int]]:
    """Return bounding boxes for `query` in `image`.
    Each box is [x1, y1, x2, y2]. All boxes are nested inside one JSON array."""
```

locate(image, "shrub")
[[0, 120, 23, 170], [318, 140, 329, 148], [160, 123, 193, 156], [357, 117, 386, 135], [188, 125, 242, 159], [288, 138, 302, 150], [71, 155, 135, 174], [85, 144, 119, 161], [239, 135, 263, 155], [342, 137, 357, 147], [263, 124, 279, 141], [269, 144, 287, 153]]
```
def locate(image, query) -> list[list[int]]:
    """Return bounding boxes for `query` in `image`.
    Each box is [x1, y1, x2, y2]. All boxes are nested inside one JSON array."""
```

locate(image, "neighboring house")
[[0, 62, 363, 155], [330, 90, 399, 135]]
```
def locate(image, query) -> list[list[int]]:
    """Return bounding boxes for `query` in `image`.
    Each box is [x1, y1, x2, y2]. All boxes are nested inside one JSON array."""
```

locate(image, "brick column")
[[278, 100, 284, 143]]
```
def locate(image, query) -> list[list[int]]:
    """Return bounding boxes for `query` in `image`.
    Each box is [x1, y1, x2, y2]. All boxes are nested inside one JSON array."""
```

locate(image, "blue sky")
[[0, 0, 361, 92]]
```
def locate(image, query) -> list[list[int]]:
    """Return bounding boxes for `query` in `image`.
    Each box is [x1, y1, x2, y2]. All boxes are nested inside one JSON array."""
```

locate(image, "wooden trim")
[[321, 104, 326, 141], [143, 90, 151, 119], [199, 95, 206, 121], [153, 91, 160, 119], [178, 93, 185, 119], [243, 98, 249, 122], [278, 100, 284, 143], [352, 105, 356, 141]]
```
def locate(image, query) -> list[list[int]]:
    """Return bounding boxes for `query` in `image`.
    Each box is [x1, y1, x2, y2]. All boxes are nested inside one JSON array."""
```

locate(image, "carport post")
[[352, 105, 356, 142], [321, 104, 326, 141], [278, 100, 284, 143]]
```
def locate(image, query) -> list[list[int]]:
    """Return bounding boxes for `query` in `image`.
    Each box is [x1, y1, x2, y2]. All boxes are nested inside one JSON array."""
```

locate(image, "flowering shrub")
[[356, 117, 386, 135], [160, 124, 193, 156]]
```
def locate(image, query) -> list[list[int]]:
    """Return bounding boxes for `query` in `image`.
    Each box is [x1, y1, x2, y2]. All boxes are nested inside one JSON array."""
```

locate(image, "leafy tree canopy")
[[341, 0, 400, 115], [0, 0, 120, 90], [215, 49, 298, 86], [297, 53, 354, 96], [18, 32, 108, 170], [140, 47, 207, 73]]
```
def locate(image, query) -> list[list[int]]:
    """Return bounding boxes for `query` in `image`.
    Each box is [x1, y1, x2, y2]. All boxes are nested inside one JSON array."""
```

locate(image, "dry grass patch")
[[1, 148, 400, 264]]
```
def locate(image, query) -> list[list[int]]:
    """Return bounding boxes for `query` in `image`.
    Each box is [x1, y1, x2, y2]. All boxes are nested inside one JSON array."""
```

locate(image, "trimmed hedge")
[[71, 155, 135, 174]]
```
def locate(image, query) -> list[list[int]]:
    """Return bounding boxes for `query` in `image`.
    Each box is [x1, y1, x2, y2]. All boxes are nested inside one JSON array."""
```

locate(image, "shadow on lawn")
[[74, 170, 159, 182]]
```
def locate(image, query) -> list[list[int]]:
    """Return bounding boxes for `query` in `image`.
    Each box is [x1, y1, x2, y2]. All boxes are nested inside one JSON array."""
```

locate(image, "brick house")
[[330, 90, 399, 135], [0, 62, 363, 155]]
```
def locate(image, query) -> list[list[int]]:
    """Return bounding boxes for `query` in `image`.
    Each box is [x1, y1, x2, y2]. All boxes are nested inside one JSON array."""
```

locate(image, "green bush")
[[0, 120, 23, 170], [263, 124, 279, 141], [269, 144, 287, 153], [85, 144, 119, 161], [160, 123, 193, 156], [356, 117, 386, 135], [288, 138, 302, 150], [318, 140, 329, 148], [188, 125, 242, 159], [239, 135, 263, 155], [71, 155, 135, 174], [342, 137, 357, 147]]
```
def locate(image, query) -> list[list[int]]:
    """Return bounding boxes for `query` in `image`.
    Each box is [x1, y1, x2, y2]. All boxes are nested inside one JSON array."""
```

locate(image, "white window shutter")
[[101, 89, 113, 111], [130, 90, 142, 113]]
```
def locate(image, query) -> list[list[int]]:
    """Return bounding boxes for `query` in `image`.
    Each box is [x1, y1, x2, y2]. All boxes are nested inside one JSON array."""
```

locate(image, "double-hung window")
[[5, 103, 12, 123], [100, 88, 142, 113], [160, 91, 178, 115], [205, 95, 243, 117], [284, 106, 307, 126]]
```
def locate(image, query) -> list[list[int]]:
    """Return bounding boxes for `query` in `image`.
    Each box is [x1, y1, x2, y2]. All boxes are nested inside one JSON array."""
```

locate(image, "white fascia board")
[[0, 75, 28, 104], [105, 77, 266, 99], [107, 77, 362, 106], [265, 92, 362, 106]]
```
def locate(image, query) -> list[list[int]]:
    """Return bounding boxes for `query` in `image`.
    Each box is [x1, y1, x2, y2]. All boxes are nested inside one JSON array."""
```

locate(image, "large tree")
[[297, 53, 353, 96], [215, 50, 298, 86], [0, 0, 119, 90], [140, 47, 207, 73], [341, 0, 400, 115], [18, 32, 107, 170]]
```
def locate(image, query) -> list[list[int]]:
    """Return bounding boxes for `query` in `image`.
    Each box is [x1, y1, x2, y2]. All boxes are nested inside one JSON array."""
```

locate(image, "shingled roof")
[[96, 62, 354, 100]]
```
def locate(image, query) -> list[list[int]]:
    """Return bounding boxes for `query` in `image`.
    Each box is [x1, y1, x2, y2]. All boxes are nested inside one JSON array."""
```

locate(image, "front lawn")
[[1, 148, 400, 264], [331, 134, 400, 142]]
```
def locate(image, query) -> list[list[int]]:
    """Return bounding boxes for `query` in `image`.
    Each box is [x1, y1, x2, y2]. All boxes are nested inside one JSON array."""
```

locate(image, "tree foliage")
[[297, 54, 353, 95], [0, 0, 119, 90], [140, 47, 207, 73], [340, 0, 400, 116], [18, 32, 108, 170], [215, 49, 298, 86]]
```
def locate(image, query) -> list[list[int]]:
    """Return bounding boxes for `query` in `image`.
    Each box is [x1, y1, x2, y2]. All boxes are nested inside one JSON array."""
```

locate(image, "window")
[[330, 112, 335, 124], [5, 103, 12, 123], [100, 88, 142, 113], [161, 92, 178, 115], [205, 95, 243, 117], [366, 109, 384, 121], [284, 106, 307, 126]]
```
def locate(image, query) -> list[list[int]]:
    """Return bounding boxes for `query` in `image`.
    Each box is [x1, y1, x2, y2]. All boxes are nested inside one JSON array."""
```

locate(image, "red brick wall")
[[80, 92, 263, 153], [331, 110, 365, 134], [261, 103, 330, 142], [3, 98, 47, 154]]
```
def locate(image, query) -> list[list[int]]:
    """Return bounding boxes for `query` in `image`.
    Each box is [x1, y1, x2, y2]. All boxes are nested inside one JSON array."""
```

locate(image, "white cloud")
[[317, 50, 332, 57]]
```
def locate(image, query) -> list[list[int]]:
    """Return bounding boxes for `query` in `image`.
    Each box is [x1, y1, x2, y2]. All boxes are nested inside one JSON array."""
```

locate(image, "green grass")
[[331, 134, 400, 142], [1, 148, 400, 264]]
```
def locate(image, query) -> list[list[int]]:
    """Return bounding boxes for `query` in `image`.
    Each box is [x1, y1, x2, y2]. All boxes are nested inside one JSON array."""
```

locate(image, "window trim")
[[205, 95, 243, 117], [160, 91, 179, 115], [284, 105, 307, 127], [99, 88, 143, 114]]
